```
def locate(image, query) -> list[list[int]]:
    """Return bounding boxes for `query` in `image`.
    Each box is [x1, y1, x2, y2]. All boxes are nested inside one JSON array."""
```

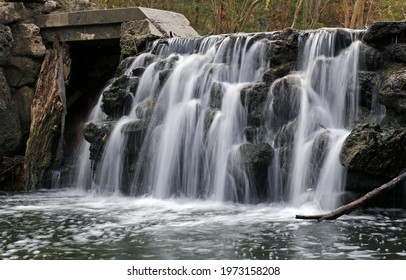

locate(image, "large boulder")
[[0, 24, 13, 66], [11, 24, 46, 58], [340, 123, 406, 178], [363, 22, 406, 46]]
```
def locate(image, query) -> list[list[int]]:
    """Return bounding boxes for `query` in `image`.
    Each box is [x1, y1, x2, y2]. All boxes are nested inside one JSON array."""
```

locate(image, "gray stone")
[[4, 56, 41, 88], [240, 82, 270, 127], [0, 3, 29, 25], [271, 75, 302, 126], [0, 24, 13, 66], [340, 123, 406, 178], [11, 24, 46, 58]]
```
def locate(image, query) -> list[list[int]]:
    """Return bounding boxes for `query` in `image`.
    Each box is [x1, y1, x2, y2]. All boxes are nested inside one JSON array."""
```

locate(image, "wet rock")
[[83, 120, 115, 161], [158, 69, 172, 84], [135, 97, 156, 119], [4, 56, 42, 87], [363, 22, 406, 46], [209, 82, 224, 109], [378, 66, 406, 116], [204, 108, 218, 135], [358, 71, 380, 108], [11, 24, 46, 58], [0, 3, 29, 25], [340, 123, 406, 178], [128, 76, 140, 95], [273, 120, 297, 147], [102, 75, 133, 118], [0, 24, 13, 66], [240, 82, 270, 126], [264, 38, 298, 66], [238, 142, 274, 199], [334, 29, 355, 55], [271, 75, 301, 126], [262, 62, 294, 86], [359, 43, 388, 71], [244, 126, 267, 143], [115, 56, 136, 76], [132, 67, 145, 77]]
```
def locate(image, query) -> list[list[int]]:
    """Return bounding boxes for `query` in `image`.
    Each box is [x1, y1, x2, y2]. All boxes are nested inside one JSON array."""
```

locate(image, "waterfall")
[[74, 91, 106, 191], [77, 29, 362, 209], [270, 29, 361, 210]]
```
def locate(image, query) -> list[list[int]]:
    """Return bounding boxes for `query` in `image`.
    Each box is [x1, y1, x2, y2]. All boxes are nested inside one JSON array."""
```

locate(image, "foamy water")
[[1, 189, 405, 260]]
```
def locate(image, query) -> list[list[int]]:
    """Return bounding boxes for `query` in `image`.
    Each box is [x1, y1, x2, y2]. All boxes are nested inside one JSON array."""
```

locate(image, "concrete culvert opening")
[[63, 39, 120, 178]]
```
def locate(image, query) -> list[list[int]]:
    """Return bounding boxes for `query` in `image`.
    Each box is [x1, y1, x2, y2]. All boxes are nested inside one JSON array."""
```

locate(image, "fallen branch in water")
[[296, 171, 406, 221]]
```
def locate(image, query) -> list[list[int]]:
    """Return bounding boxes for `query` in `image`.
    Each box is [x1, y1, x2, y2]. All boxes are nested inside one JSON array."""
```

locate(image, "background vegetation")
[[89, 0, 406, 34]]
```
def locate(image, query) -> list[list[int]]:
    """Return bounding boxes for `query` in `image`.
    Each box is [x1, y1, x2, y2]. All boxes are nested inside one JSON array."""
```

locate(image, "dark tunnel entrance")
[[64, 39, 120, 159]]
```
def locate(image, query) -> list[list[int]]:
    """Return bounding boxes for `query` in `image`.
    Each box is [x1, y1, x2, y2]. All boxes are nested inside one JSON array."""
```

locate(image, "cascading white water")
[[74, 93, 106, 191], [77, 29, 363, 209], [282, 30, 361, 210]]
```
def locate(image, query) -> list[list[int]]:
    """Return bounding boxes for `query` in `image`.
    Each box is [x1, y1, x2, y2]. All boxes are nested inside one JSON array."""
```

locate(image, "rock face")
[[379, 68, 406, 117], [0, 24, 13, 65], [11, 24, 46, 58], [363, 22, 406, 46], [239, 143, 274, 199], [24, 44, 69, 190], [340, 124, 406, 178]]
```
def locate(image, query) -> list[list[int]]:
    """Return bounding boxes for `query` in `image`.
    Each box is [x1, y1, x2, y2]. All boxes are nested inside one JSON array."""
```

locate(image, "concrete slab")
[[34, 7, 199, 42]]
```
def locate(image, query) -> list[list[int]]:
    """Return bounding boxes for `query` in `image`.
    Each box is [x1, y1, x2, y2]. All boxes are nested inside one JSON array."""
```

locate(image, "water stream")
[[2, 29, 404, 260], [0, 190, 405, 260]]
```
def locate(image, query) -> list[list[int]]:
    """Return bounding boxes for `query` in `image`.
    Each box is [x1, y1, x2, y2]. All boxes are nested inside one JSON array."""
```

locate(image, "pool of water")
[[0, 189, 405, 260]]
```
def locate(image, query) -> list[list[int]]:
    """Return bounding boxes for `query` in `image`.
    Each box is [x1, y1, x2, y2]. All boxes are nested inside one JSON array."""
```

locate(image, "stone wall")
[[0, 2, 45, 189]]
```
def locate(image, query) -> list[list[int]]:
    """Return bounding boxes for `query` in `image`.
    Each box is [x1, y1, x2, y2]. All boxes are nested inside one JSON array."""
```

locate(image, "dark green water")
[[0, 189, 405, 260]]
